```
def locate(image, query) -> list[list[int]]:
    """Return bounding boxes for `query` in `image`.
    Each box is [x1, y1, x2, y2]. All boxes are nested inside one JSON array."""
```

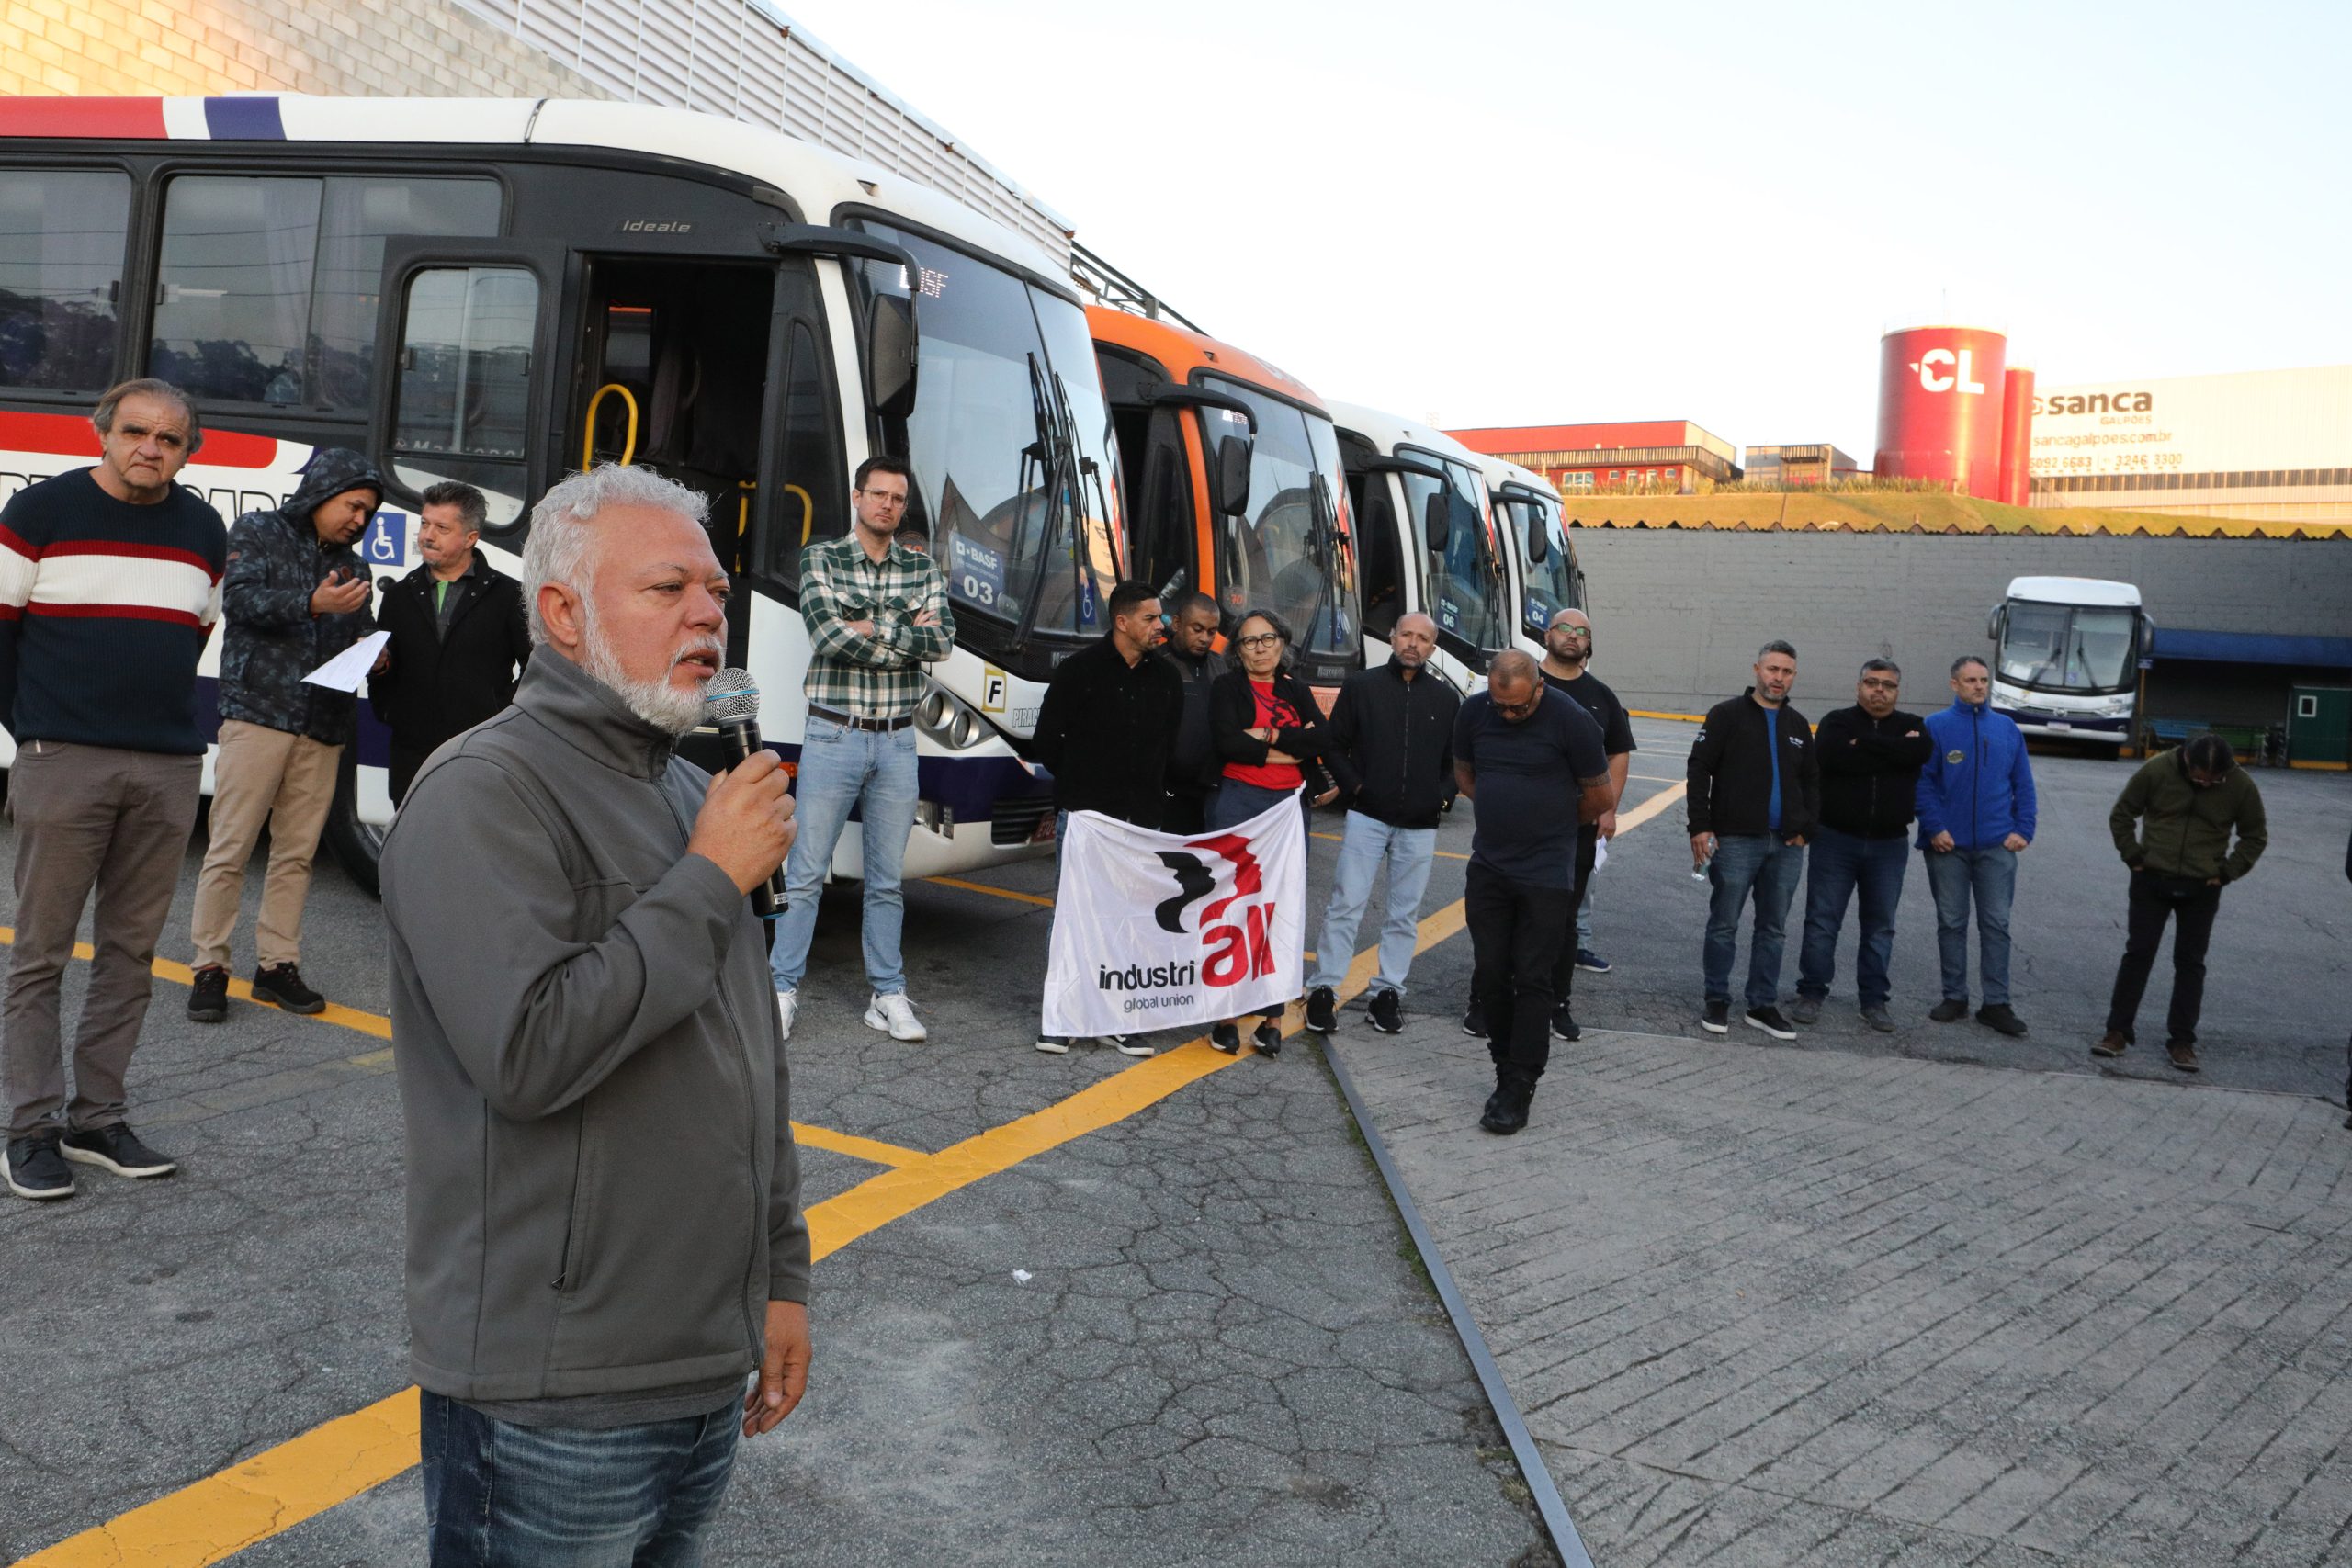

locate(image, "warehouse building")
[[1445, 420, 1740, 494]]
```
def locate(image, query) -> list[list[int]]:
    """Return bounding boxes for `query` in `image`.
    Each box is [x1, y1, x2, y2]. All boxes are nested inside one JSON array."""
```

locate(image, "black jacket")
[[1211, 666, 1354, 795], [218, 448, 381, 744], [1687, 690, 1819, 840], [1814, 705, 1932, 839], [368, 551, 532, 764], [1327, 658, 1459, 829], [1034, 636, 1185, 827], [1161, 645, 1228, 797]]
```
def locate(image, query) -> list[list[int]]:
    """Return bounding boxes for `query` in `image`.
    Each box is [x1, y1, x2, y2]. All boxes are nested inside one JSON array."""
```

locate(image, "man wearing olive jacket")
[[2095, 732, 2267, 1073], [384, 467, 808, 1562]]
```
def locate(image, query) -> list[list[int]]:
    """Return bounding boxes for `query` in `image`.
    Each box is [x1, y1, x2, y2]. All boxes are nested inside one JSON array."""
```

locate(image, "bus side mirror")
[[1422, 491, 1450, 553], [1215, 435, 1252, 517], [866, 295, 919, 421], [1985, 605, 2005, 640], [1526, 514, 1548, 564]]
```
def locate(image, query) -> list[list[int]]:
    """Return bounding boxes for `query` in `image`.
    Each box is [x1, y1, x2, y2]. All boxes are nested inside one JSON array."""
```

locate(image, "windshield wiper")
[[1008, 353, 1075, 655], [1296, 469, 1341, 660]]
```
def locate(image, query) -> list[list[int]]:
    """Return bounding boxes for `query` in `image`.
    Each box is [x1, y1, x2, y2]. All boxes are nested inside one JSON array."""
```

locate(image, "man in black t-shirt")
[[1541, 607, 1635, 1001], [1454, 652, 1615, 1135]]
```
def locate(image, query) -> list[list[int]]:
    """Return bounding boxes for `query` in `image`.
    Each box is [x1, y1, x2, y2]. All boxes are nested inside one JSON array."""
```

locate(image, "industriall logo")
[[2032, 391, 2154, 415], [1091, 834, 1280, 998]]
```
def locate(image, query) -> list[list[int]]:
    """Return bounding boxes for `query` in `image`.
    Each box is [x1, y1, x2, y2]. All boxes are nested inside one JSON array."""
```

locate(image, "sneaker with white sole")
[[1108, 1035, 1155, 1056], [1035, 1034, 1071, 1055], [775, 988, 798, 1041], [865, 992, 927, 1042], [60, 1122, 176, 1179]]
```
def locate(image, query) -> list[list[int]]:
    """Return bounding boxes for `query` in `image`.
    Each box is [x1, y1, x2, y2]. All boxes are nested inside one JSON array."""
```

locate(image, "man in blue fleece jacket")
[[1915, 655, 2037, 1035]]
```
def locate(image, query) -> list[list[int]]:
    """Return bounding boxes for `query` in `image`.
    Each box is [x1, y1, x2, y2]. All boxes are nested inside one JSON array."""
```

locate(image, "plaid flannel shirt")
[[798, 533, 956, 718]]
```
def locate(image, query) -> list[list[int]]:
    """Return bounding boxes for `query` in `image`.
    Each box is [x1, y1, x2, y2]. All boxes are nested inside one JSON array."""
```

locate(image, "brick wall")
[[1571, 528, 2352, 717], [0, 0, 611, 99]]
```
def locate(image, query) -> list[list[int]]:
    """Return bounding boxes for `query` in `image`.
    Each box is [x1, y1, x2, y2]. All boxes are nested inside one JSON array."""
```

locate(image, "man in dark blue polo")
[[1455, 651, 1616, 1135]]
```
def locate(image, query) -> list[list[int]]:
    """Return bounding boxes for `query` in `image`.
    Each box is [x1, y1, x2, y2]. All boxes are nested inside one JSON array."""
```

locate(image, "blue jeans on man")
[[420, 1391, 740, 1566], [1922, 846, 2017, 1005], [768, 716, 920, 996], [1307, 810, 1438, 999], [1703, 833, 1805, 1009], [1796, 825, 1909, 1008]]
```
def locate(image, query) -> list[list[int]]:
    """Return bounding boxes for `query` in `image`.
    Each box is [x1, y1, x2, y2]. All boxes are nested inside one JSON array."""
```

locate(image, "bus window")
[[1399, 456, 1505, 654], [387, 265, 537, 528], [0, 169, 131, 393], [150, 175, 498, 411]]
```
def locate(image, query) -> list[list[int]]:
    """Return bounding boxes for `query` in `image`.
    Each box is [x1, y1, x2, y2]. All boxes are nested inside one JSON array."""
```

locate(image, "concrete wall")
[[1570, 527, 2352, 717]]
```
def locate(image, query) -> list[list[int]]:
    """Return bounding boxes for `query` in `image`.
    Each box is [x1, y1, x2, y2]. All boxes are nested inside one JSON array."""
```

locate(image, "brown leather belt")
[[809, 705, 913, 733]]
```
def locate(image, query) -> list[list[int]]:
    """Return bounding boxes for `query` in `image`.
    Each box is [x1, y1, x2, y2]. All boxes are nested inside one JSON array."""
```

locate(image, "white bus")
[[0, 95, 1125, 890], [1326, 400, 1510, 696], [1986, 576, 2152, 745], [1478, 453, 1585, 659]]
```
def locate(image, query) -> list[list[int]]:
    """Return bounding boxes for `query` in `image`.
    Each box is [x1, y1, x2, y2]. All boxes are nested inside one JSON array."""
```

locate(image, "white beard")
[[580, 602, 716, 737]]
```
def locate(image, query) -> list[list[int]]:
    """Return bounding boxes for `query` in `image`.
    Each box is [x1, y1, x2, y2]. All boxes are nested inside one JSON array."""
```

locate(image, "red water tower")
[[1996, 366, 2035, 507], [1873, 325, 2008, 499]]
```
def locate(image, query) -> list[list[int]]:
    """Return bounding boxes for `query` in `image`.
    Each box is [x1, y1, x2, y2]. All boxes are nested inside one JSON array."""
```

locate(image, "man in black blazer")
[[369, 481, 531, 804]]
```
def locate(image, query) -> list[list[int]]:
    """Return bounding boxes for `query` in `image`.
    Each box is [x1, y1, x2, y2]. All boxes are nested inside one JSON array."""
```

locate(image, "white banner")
[[1042, 795, 1306, 1039]]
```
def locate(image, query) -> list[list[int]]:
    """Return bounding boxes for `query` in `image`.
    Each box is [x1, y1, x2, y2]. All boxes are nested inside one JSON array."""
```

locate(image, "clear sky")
[[784, 0, 2352, 462]]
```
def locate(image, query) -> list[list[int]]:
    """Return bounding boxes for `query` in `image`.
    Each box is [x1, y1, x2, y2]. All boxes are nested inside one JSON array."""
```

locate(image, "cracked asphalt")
[[4, 712, 2345, 1566]]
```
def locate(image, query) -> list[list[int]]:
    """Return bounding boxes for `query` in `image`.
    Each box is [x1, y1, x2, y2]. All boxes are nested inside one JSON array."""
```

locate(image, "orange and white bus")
[[1088, 308, 1359, 699]]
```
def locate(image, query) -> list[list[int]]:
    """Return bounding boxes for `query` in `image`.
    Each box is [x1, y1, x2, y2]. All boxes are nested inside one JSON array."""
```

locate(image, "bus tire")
[[322, 748, 385, 898]]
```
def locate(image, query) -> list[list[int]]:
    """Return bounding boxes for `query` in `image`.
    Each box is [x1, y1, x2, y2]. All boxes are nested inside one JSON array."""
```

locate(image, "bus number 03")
[[961, 573, 996, 605]]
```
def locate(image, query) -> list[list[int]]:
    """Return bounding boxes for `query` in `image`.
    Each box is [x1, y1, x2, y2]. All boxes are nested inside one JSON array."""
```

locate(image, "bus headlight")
[[914, 682, 990, 751]]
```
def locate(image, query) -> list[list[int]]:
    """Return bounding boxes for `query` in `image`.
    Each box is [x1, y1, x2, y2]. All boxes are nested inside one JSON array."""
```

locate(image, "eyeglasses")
[[857, 489, 910, 509], [1860, 679, 1899, 692], [1494, 694, 1540, 718], [1551, 624, 1590, 637], [1236, 633, 1283, 649]]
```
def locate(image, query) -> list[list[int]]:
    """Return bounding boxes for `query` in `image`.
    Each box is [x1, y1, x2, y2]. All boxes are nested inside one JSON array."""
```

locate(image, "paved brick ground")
[[1337, 1017, 2352, 1566]]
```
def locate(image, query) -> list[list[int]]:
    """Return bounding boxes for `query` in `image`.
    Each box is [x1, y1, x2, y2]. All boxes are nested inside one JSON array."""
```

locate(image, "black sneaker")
[[61, 1122, 176, 1179], [1744, 1006, 1797, 1041], [1252, 1019, 1283, 1059], [1304, 987, 1338, 1034], [1702, 999, 1730, 1034], [1366, 990, 1403, 1034], [251, 963, 325, 1015], [1478, 1085, 1510, 1132], [1550, 1006, 1581, 1042], [1928, 998, 1970, 1023], [4, 1133, 74, 1201], [1481, 1082, 1532, 1135], [1460, 1000, 1488, 1039], [1210, 1022, 1241, 1055], [1575, 949, 1611, 974], [1977, 1004, 2029, 1037], [187, 964, 229, 1023]]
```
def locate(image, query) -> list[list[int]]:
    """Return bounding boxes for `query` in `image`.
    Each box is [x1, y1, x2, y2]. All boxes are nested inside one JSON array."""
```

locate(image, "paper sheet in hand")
[[300, 630, 390, 693]]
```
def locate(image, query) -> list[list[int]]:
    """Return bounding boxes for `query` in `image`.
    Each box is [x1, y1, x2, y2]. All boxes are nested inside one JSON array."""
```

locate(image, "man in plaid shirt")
[[770, 456, 954, 1043]]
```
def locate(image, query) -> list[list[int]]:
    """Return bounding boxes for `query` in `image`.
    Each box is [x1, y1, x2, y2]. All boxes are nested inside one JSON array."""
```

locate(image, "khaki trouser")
[[188, 719, 342, 973], [4, 741, 201, 1137]]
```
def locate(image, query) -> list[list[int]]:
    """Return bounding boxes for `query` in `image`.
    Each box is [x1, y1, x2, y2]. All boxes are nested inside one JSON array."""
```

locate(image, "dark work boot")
[[251, 964, 325, 1015], [187, 964, 229, 1023]]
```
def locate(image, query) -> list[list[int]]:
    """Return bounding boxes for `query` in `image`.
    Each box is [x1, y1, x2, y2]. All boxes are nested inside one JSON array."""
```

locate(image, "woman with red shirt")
[[1204, 609, 1347, 1057]]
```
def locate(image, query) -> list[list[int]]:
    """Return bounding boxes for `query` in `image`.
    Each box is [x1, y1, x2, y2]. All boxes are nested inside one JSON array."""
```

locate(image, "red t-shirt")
[[1223, 678, 1305, 791]]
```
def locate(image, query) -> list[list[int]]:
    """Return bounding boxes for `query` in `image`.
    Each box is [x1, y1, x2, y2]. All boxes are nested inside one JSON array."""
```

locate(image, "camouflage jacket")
[[218, 449, 381, 745]]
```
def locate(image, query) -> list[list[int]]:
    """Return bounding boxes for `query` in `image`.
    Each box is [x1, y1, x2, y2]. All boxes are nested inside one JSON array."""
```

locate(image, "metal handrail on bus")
[[582, 383, 639, 469]]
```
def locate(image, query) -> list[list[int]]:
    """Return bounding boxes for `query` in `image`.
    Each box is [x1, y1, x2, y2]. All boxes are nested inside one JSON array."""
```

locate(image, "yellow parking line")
[[789, 1122, 925, 1168], [922, 875, 1054, 908], [19, 795, 1671, 1564], [1309, 831, 1470, 861], [0, 928, 390, 1040]]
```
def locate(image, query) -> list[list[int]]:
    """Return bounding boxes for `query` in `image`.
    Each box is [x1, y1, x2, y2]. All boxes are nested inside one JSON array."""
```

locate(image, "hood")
[[284, 447, 385, 527]]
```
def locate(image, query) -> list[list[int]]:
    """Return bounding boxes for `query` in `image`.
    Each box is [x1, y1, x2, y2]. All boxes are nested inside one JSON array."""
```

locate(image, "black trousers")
[[2104, 870, 2222, 1045], [1162, 790, 1208, 836], [1466, 860, 1578, 1089], [1547, 823, 1601, 1010]]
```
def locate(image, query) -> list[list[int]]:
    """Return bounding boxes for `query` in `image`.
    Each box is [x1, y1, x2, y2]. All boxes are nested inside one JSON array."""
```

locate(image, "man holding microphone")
[[382, 466, 809, 1564]]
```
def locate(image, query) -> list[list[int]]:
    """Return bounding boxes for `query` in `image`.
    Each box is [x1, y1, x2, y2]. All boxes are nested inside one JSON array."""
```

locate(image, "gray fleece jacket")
[[382, 649, 808, 1408]]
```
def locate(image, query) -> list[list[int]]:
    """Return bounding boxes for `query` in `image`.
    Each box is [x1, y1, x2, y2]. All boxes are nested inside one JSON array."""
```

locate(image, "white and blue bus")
[[1986, 575, 2151, 745], [0, 95, 1125, 890]]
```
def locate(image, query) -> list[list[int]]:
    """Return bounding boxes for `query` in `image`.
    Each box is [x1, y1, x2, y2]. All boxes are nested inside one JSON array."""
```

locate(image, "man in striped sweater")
[[1, 379, 226, 1202]]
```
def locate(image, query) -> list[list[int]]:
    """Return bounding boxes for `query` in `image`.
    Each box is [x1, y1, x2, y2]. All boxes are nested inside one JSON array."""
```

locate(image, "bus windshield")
[[854, 223, 1122, 650], [1399, 447, 1509, 654], [1999, 602, 2136, 693], [1506, 491, 1577, 635], [1200, 376, 1357, 670]]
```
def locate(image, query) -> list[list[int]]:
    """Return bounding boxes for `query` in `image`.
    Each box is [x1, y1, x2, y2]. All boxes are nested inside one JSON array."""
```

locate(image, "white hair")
[[522, 464, 710, 647], [522, 465, 718, 736]]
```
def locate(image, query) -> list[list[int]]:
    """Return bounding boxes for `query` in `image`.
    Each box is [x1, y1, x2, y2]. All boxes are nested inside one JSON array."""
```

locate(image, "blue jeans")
[[1574, 864, 1597, 948], [420, 1392, 739, 1567], [1797, 826, 1910, 1007], [1702, 833, 1805, 1009], [1923, 846, 2018, 1005], [768, 716, 920, 995], [1306, 811, 1437, 998]]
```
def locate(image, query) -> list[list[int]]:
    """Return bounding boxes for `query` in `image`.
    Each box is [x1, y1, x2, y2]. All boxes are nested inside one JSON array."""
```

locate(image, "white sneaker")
[[865, 991, 927, 1042], [775, 988, 798, 1041], [1035, 1034, 1071, 1055], [1106, 1035, 1155, 1057]]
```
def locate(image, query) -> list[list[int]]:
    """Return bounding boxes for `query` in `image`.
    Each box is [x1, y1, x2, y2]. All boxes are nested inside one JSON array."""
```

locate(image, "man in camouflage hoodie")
[[187, 448, 382, 1022]]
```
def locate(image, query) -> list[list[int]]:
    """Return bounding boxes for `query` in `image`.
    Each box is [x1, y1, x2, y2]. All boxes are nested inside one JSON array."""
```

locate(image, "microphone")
[[701, 668, 787, 919]]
